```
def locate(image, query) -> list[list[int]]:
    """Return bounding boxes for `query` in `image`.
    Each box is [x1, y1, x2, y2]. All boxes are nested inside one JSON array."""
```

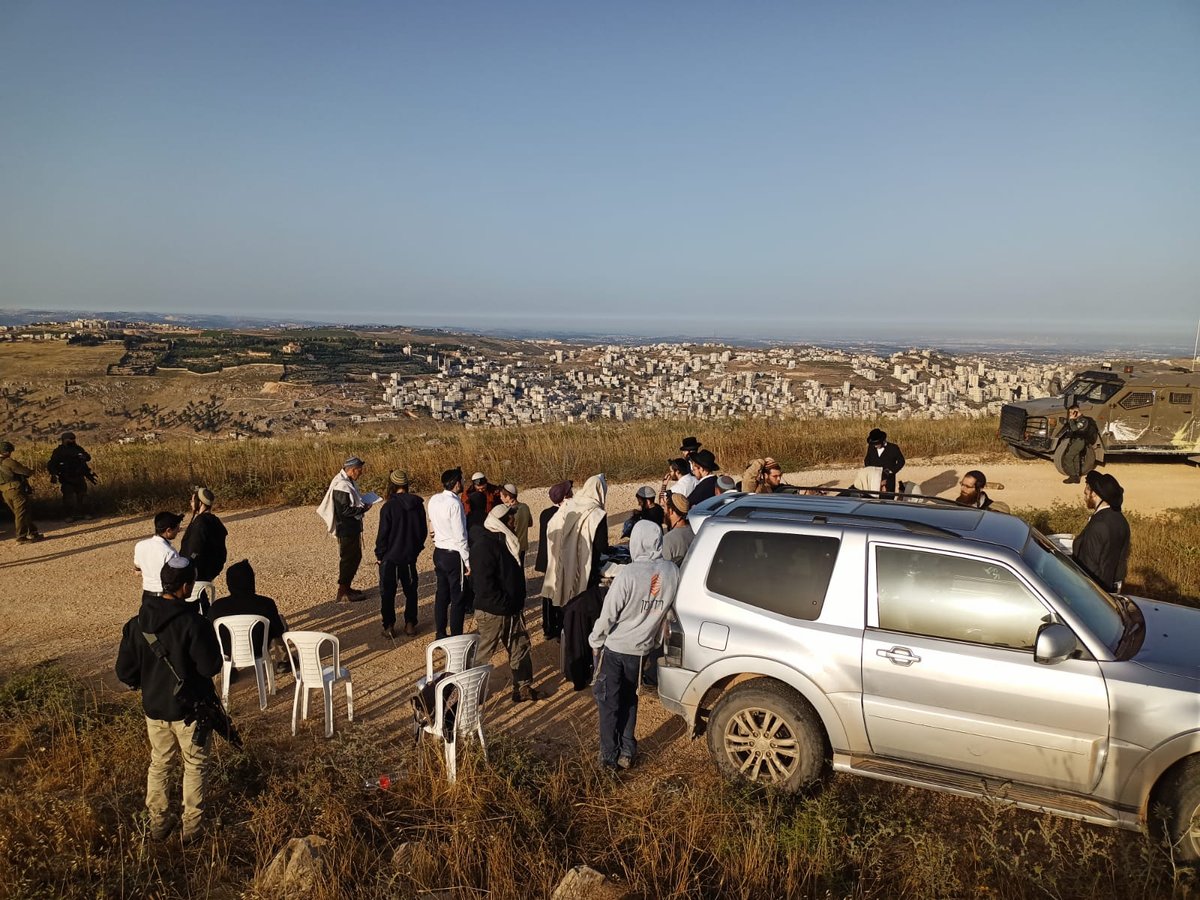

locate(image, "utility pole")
[[1193, 317, 1199, 373]]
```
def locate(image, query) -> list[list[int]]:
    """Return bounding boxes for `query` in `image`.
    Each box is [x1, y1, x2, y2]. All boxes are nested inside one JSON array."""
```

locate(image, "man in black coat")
[[686, 450, 721, 507], [180, 487, 227, 612], [47, 431, 96, 521], [469, 506, 538, 703], [116, 557, 223, 843], [864, 429, 905, 493], [375, 470, 428, 638], [1073, 471, 1130, 592]]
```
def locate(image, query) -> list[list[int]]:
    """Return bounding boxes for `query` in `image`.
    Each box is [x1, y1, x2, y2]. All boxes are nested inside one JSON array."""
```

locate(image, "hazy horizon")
[[2, 2, 1197, 342]]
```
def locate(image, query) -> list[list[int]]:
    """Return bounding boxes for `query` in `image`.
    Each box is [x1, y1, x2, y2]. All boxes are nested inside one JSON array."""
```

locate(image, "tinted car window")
[[876, 547, 1049, 650], [706, 532, 839, 620]]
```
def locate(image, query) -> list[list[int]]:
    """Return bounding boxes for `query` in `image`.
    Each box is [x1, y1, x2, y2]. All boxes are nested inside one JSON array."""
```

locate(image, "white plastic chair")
[[213, 614, 275, 711], [417, 634, 480, 692], [188, 580, 215, 606], [282, 631, 353, 739], [421, 663, 493, 782]]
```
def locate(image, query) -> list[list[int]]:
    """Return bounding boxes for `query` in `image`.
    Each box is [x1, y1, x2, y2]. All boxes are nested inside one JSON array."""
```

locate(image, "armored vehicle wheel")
[[1053, 439, 1097, 478], [1155, 757, 1200, 864], [1010, 446, 1039, 461], [706, 679, 827, 792]]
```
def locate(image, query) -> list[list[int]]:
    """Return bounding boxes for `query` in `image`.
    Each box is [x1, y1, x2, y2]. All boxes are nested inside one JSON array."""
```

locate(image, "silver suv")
[[658, 493, 1200, 859]]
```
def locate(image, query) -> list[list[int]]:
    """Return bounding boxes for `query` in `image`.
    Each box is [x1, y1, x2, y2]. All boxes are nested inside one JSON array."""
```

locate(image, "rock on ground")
[[258, 835, 331, 896], [551, 864, 631, 900]]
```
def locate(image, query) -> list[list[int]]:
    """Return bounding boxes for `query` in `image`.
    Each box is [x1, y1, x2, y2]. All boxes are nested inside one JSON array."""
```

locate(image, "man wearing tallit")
[[317, 456, 377, 603], [543, 474, 610, 609], [469, 504, 540, 703]]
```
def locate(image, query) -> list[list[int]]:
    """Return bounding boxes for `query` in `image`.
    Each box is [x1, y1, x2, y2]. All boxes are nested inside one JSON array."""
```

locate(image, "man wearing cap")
[[622, 486, 665, 540], [462, 471, 498, 530], [116, 556, 223, 843], [375, 469, 427, 638], [679, 436, 702, 461], [47, 432, 96, 521], [661, 492, 694, 567], [686, 449, 721, 506], [715, 475, 737, 495], [317, 456, 375, 603], [1073, 471, 1131, 593], [864, 429, 905, 493], [0, 441, 43, 542], [180, 487, 227, 611], [428, 467, 472, 639], [134, 512, 184, 601], [498, 483, 532, 567]]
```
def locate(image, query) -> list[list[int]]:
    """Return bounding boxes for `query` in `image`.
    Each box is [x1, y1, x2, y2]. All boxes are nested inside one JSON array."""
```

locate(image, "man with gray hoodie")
[[588, 520, 681, 770]]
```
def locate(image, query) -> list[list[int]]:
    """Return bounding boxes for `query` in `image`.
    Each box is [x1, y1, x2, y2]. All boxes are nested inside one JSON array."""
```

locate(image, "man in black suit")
[[1073, 471, 1130, 593], [686, 450, 721, 506], [864, 429, 905, 493]]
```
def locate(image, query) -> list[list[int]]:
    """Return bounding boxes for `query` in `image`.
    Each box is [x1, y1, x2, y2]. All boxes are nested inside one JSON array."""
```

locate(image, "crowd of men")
[[0, 426, 1136, 842]]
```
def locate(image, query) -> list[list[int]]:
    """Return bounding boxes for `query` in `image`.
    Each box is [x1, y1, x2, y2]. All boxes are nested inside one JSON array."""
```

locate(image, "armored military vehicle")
[[999, 367, 1200, 477]]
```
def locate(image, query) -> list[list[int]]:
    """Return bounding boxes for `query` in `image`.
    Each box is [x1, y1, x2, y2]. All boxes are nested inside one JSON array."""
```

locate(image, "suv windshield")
[[1063, 377, 1123, 403], [1023, 532, 1124, 651]]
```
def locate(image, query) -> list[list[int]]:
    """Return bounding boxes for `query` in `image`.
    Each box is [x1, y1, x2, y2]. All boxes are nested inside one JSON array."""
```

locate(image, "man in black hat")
[[864, 429, 905, 493], [116, 556, 223, 844], [47, 431, 96, 521], [679, 436, 702, 461], [686, 449, 721, 506], [1073, 471, 1130, 593]]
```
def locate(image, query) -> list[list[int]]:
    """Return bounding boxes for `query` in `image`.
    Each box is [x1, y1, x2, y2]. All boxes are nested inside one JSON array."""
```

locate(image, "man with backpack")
[[116, 556, 223, 844]]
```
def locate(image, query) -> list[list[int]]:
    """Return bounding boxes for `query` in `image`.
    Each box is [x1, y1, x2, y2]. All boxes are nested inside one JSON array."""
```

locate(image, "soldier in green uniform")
[[1061, 405, 1100, 484], [47, 432, 96, 521], [0, 441, 45, 542]]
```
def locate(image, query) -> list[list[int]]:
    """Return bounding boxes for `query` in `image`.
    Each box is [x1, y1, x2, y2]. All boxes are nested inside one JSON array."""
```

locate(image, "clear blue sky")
[[1, 1, 1197, 344]]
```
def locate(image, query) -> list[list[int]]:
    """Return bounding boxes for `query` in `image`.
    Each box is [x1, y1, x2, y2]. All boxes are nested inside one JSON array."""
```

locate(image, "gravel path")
[[1, 456, 1196, 757]]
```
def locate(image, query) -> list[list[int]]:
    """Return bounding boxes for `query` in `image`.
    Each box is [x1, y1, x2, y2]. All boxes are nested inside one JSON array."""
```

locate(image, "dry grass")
[[18, 416, 1000, 516], [4, 504, 1198, 898]]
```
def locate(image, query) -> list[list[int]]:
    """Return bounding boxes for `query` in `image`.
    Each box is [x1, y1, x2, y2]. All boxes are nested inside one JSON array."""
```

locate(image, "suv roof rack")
[[723, 504, 961, 538]]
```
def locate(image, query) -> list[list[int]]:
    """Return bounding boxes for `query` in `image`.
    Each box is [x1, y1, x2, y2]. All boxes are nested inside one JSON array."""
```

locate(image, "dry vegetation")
[[2, 505, 1199, 899], [17, 416, 1001, 516]]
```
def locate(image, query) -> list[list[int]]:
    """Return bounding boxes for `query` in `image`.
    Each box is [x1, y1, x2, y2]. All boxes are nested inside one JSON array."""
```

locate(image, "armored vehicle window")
[[706, 532, 839, 620], [875, 547, 1048, 650], [1169, 392, 1192, 405], [1118, 391, 1153, 410], [1063, 378, 1122, 403]]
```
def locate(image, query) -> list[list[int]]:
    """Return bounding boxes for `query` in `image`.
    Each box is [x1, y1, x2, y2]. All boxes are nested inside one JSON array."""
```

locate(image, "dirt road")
[[1, 456, 1196, 760]]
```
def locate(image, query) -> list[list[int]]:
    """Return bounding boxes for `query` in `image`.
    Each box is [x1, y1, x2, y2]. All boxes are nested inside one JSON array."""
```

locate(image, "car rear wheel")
[[706, 679, 827, 792], [1156, 757, 1200, 864]]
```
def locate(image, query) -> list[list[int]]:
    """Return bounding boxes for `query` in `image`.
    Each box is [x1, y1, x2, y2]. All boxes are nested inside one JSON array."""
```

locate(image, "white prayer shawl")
[[851, 467, 883, 493], [544, 474, 608, 607], [485, 507, 522, 562], [316, 470, 365, 535]]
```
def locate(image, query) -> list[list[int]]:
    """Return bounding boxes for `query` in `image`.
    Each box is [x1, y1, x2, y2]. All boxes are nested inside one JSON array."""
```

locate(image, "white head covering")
[[851, 467, 883, 493], [485, 504, 521, 561]]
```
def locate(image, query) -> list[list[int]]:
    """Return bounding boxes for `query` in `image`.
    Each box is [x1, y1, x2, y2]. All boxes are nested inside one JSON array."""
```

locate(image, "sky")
[[1, 1, 1198, 346]]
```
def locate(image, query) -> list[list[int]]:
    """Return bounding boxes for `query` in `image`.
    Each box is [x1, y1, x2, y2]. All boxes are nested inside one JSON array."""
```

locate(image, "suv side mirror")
[[1034, 623, 1076, 665]]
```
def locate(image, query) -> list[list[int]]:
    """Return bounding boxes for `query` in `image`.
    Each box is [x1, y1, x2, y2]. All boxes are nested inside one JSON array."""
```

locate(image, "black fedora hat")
[[690, 449, 719, 471], [679, 436, 702, 452]]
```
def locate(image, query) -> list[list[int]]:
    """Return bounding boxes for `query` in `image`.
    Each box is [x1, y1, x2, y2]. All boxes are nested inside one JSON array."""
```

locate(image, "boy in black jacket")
[[116, 557, 223, 843], [180, 487, 228, 611]]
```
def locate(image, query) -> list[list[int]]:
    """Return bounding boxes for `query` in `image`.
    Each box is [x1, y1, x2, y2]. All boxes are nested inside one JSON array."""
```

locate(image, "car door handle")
[[876, 646, 922, 667]]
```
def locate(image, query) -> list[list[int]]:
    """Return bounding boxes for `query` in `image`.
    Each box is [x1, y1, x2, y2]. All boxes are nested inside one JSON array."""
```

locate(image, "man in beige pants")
[[116, 557, 223, 842]]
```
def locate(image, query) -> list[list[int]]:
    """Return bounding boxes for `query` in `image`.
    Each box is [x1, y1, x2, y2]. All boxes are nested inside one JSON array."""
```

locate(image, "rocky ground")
[[1, 456, 1196, 765]]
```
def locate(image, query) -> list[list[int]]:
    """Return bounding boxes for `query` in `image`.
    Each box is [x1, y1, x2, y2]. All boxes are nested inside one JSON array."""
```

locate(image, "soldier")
[[47, 431, 97, 521], [1061, 404, 1100, 484], [0, 441, 44, 543]]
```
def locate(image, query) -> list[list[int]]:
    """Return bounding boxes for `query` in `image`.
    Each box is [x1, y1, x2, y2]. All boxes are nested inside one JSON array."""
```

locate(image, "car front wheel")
[[706, 679, 827, 792], [1158, 757, 1200, 864]]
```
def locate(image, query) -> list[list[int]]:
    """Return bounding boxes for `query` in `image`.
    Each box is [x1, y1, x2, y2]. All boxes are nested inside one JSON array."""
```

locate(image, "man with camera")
[[116, 556, 224, 844]]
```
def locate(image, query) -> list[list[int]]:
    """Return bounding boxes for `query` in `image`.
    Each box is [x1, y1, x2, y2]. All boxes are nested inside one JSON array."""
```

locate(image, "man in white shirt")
[[427, 467, 472, 639], [133, 512, 184, 601]]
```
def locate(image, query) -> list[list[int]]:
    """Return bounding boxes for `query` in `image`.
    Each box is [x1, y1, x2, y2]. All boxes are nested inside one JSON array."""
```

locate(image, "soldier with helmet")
[[47, 431, 97, 521], [0, 441, 44, 542]]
